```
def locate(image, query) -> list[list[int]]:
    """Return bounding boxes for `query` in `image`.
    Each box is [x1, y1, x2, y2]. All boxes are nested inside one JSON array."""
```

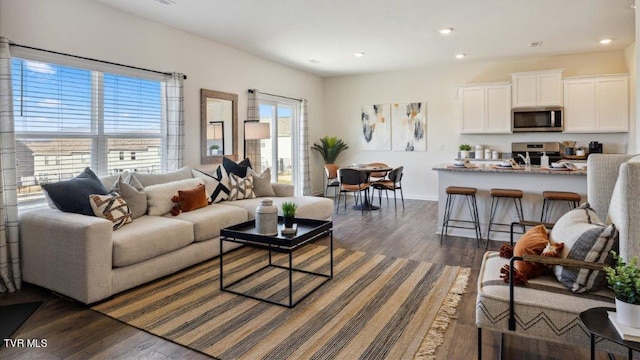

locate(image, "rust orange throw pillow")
[[170, 184, 208, 215], [499, 225, 564, 285]]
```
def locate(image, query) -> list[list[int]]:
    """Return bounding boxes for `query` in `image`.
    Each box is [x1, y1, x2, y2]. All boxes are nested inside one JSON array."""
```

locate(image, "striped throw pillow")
[[89, 192, 132, 230], [228, 173, 256, 201], [551, 202, 618, 293]]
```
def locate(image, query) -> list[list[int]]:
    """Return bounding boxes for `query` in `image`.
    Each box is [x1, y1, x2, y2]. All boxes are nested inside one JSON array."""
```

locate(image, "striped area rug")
[[93, 245, 469, 360]]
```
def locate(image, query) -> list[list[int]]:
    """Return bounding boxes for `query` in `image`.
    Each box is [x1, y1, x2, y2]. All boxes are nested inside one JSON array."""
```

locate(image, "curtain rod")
[[11, 43, 187, 80], [248, 89, 302, 102]]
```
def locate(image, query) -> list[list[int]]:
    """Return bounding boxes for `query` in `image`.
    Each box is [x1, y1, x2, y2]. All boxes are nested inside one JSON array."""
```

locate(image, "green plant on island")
[[311, 136, 349, 164], [605, 251, 640, 305], [459, 144, 472, 151]]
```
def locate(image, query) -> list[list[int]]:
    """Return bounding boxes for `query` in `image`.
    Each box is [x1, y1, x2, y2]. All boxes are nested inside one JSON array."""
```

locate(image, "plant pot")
[[615, 298, 640, 328], [284, 216, 294, 229], [459, 150, 469, 159]]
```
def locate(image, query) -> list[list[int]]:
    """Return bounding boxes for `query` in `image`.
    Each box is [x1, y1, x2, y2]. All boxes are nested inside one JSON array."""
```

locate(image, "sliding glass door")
[[257, 95, 299, 188]]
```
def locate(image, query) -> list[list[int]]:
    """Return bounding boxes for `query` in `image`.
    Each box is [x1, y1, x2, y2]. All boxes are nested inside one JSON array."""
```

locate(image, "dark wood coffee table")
[[219, 217, 332, 308]]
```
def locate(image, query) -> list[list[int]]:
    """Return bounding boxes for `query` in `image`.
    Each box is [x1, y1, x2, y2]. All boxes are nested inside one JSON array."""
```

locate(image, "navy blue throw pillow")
[[42, 168, 109, 216], [222, 157, 252, 178]]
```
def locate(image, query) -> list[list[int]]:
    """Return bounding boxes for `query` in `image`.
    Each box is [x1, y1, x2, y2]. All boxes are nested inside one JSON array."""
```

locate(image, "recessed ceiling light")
[[439, 28, 453, 35], [455, 53, 466, 59], [600, 38, 612, 45], [309, 59, 321, 64], [354, 52, 365, 58]]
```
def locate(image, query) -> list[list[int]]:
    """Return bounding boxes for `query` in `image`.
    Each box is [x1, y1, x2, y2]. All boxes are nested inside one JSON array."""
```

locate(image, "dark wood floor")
[[0, 199, 612, 359]]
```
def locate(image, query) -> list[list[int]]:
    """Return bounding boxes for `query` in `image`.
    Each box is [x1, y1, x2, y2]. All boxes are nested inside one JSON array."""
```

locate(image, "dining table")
[[345, 165, 393, 211]]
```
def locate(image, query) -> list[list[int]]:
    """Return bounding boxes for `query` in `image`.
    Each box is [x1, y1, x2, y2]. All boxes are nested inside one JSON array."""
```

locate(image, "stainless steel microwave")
[[512, 106, 563, 132]]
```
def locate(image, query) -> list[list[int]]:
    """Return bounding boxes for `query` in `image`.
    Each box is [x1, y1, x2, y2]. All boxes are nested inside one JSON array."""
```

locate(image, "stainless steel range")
[[511, 142, 563, 166]]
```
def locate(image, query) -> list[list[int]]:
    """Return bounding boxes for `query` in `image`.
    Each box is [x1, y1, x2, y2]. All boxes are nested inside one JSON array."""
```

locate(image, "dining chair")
[[324, 164, 340, 199], [367, 162, 390, 182], [336, 168, 370, 216], [370, 166, 404, 213]]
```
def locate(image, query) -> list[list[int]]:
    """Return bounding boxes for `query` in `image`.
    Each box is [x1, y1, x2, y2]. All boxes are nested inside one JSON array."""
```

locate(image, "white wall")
[[0, 0, 326, 191], [324, 51, 634, 200]]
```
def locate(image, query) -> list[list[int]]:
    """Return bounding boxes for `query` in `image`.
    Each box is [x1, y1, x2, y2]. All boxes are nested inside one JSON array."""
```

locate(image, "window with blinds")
[[11, 58, 166, 205]]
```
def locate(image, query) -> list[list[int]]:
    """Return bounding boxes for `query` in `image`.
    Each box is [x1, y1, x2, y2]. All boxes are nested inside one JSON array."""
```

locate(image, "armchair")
[[476, 154, 640, 358]]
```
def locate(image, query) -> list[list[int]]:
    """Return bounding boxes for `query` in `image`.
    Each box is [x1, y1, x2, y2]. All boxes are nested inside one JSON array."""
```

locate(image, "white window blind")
[[12, 58, 166, 206]]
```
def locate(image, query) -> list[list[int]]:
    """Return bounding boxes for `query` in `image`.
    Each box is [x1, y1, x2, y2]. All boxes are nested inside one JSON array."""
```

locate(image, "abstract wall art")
[[361, 104, 391, 151], [391, 102, 427, 151]]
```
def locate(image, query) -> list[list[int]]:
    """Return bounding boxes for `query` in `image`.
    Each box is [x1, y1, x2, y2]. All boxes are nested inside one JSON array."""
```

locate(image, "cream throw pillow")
[[145, 178, 204, 216]]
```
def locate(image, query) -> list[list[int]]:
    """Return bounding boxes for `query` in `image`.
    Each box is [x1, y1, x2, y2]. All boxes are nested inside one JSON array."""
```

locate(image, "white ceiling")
[[90, 0, 636, 77]]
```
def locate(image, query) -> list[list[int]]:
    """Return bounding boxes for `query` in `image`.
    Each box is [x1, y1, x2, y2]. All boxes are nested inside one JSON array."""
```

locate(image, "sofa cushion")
[[133, 166, 193, 187], [248, 168, 276, 197], [112, 175, 147, 219], [192, 167, 230, 203], [165, 203, 249, 242], [145, 178, 204, 216], [111, 215, 194, 267], [226, 196, 333, 221], [173, 184, 208, 213], [551, 203, 618, 293], [42, 167, 109, 216], [89, 192, 132, 230], [228, 173, 256, 200], [223, 157, 252, 177]]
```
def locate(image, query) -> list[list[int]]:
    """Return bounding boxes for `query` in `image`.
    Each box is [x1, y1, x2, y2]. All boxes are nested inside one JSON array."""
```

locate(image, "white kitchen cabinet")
[[563, 74, 629, 133], [459, 82, 511, 134], [511, 69, 563, 107]]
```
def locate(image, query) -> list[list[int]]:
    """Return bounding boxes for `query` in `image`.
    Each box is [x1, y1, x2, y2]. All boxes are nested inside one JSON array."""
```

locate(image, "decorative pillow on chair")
[[248, 168, 276, 197], [42, 167, 109, 216], [145, 178, 204, 216], [89, 192, 132, 230], [223, 157, 252, 178], [193, 167, 230, 203], [170, 184, 209, 216], [228, 173, 255, 200], [551, 202, 618, 293], [498, 225, 564, 285]]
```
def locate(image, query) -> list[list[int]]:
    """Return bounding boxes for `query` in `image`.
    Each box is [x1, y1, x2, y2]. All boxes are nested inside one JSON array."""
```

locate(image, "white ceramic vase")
[[459, 150, 469, 159], [616, 298, 640, 328]]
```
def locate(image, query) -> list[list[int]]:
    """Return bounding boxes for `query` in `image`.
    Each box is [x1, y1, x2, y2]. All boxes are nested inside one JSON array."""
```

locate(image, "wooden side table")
[[579, 307, 640, 360]]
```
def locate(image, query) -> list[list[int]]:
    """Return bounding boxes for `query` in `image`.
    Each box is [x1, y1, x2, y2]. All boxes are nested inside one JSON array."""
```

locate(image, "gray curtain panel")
[[246, 89, 262, 169], [300, 99, 311, 196], [0, 37, 21, 293], [166, 73, 185, 171]]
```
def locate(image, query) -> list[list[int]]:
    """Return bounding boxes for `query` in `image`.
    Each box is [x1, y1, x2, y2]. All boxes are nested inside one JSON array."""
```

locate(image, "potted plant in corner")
[[311, 136, 349, 164], [605, 251, 640, 328], [459, 144, 471, 159], [281, 201, 298, 229]]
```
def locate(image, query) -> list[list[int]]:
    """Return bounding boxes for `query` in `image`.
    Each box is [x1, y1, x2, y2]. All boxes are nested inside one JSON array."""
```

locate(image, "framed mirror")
[[201, 89, 238, 164]]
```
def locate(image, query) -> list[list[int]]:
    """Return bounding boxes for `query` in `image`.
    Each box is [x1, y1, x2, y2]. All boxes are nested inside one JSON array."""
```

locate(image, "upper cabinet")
[[563, 74, 629, 133], [459, 82, 512, 134], [511, 69, 563, 107]]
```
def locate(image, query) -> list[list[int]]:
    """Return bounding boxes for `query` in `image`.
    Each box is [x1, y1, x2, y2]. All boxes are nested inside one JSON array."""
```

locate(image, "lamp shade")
[[245, 122, 270, 140], [207, 122, 223, 139]]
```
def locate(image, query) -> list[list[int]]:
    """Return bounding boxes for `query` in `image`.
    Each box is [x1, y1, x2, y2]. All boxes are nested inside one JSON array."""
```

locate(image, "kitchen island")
[[433, 164, 587, 244]]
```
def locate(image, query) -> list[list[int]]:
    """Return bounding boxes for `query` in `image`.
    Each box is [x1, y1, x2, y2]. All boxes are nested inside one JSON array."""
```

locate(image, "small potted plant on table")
[[459, 144, 471, 159], [605, 251, 640, 328], [281, 201, 298, 230]]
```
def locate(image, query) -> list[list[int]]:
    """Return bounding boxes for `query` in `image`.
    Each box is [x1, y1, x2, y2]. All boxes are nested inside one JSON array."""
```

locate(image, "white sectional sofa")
[[19, 167, 333, 304]]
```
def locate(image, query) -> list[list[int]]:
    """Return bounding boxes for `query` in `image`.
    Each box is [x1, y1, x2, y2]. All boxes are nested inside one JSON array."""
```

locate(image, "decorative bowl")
[[551, 162, 565, 168]]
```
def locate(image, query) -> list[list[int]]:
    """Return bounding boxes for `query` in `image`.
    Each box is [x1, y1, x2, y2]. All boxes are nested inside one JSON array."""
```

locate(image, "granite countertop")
[[432, 164, 587, 176]]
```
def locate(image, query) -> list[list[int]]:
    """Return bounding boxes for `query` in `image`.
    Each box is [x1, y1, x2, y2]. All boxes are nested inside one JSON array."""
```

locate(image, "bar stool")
[[486, 188, 525, 248], [440, 186, 481, 247], [540, 191, 581, 223]]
